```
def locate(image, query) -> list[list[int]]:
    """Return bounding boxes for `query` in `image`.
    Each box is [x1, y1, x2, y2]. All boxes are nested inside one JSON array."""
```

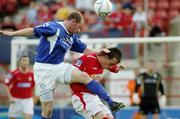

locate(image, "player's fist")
[[0, 30, 14, 36], [109, 64, 124, 73], [159, 95, 166, 107], [98, 48, 110, 56], [132, 93, 140, 104]]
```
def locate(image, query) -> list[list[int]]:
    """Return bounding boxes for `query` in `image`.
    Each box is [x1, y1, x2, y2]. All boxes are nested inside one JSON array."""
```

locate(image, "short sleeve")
[[4, 72, 14, 86], [33, 22, 57, 37], [70, 35, 87, 53], [73, 55, 88, 71]]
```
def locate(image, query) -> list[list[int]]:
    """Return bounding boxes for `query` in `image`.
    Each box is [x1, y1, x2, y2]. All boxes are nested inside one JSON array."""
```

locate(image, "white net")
[[11, 36, 180, 106]]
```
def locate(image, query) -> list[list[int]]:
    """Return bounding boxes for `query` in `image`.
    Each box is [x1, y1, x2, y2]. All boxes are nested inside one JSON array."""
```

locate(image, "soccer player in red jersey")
[[4, 55, 35, 119], [70, 48, 125, 119]]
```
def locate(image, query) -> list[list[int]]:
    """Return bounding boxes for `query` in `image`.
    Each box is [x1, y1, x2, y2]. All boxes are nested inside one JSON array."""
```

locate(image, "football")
[[94, 0, 113, 17]]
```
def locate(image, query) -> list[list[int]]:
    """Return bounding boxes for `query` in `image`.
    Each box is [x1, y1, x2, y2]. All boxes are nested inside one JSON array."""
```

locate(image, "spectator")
[[86, 11, 103, 32], [37, 4, 53, 24], [75, 0, 94, 11], [0, 16, 16, 31], [26, 1, 38, 25], [132, 5, 147, 37], [122, 7, 134, 37], [104, 2, 125, 37], [16, 16, 31, 30], [55, 7, 71, 21], [149, 25, 164, 37]]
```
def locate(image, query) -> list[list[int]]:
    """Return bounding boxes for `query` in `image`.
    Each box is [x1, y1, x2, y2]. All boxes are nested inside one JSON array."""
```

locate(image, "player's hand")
[[159, 95, 166, 107], [132, 93, 140, 104], [116, 64, 125, 71], [0, 30, 14, 36], [109, 64, 124, 73], [98, 48, 110, 56]]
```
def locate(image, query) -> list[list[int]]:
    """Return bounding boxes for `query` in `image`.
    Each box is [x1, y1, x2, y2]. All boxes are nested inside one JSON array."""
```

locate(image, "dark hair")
[[19, 55, 29, 61], [66, 11, 83, 23], [107, 48, 122, 62]]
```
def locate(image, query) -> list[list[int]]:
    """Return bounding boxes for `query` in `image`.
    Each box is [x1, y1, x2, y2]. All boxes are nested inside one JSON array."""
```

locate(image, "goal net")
[[11, 36, 180, 107]]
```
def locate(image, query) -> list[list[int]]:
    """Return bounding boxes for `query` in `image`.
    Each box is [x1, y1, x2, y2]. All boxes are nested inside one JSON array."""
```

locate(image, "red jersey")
[[4, 68, 35, 99], [70, 54, 118, 95], [108, 11, 126, 28]]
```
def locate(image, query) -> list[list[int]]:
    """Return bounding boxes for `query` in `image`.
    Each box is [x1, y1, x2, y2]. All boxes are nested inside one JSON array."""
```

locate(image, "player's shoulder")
[[39, 21, 56, 27], [11, 68, 20, 74], [154, 72, 161, 77], [139, 72, 146, 76], [7, 69, 19, 78], [86, 54, 98, 60], [55, 21, 69, 31], [79, 54, 97, 59]]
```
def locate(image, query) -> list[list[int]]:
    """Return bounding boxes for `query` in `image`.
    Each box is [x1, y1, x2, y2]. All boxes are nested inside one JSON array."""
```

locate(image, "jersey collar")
[[57, 22, 71, 35]]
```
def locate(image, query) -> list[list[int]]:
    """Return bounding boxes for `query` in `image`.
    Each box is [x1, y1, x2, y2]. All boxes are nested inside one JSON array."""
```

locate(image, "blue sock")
[[86, 80, 113, 105], [41, 115, 50, 119]]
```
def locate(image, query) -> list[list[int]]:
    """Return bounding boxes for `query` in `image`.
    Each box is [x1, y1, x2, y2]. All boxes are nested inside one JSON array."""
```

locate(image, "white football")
[[94, 0, 113, 17]]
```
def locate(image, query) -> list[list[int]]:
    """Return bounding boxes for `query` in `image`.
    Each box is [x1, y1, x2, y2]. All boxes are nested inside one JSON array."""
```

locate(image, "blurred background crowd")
[[0, 0, 180, 118], [0, 0, 180, 38]]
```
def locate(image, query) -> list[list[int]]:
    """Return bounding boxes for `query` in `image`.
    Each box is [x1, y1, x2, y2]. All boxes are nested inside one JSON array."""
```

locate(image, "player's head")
[[18, 55, 30, 69], [98, 48, 122, 69], [65, 11, 84, 33], [147, 60, 156, 73]]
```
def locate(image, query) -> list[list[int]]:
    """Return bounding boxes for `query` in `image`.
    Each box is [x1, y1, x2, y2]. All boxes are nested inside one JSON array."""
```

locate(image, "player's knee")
[[43, 108, 52, 117], [79, 72, 92, 84], [71, 70, 92, 84], [42, 106, 53, 117]]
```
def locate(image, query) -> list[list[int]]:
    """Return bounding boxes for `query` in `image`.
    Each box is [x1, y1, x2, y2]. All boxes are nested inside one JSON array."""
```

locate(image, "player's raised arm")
[[0, 28, 34, 36], [0, 21, 57, 37]]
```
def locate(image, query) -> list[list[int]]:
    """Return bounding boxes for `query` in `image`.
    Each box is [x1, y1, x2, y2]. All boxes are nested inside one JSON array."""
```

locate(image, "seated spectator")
[[37, 4, 53, 24], [55, 7, 71, 21], [103, 3, 125, 37], [149, 25, 164, 37], [86, 11, 103, 33], [27, 1, 38, 25], [132, 5, 147, 37], [49, 0, 64, 14], [75, 0, 94, 11], [0, 16, 16, 31], [122, 0, 134, 10], [122, 7, 134, 37], [16, 16, 31, 30], [0, 0, 6, 16], [5, 0, 17, 15]]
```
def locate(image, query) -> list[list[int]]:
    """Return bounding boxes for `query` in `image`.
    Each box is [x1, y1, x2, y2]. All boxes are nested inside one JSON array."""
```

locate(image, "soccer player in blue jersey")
[[0, 11, 123, 119]]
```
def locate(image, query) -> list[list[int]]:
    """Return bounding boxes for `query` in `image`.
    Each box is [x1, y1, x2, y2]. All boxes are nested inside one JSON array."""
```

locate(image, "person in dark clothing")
[[133, 60, 166, 119]]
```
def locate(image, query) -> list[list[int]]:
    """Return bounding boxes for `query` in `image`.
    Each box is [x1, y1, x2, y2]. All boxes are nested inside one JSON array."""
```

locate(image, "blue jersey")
[[33, 21, 87, 64]]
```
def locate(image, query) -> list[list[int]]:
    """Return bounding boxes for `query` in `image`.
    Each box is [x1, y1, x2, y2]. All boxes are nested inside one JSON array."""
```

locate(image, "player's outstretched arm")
[[0, 28, 34, 36]]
